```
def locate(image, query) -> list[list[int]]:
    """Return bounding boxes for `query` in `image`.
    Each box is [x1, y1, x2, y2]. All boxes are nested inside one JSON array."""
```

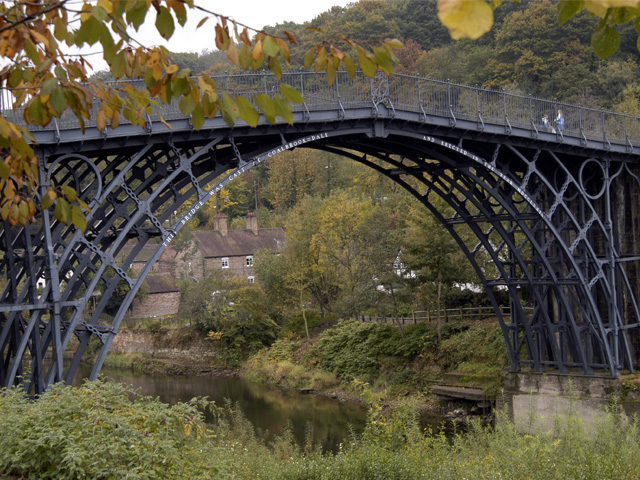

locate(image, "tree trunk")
[[300, 286, 310, 339], [437, 268, 443, 343]]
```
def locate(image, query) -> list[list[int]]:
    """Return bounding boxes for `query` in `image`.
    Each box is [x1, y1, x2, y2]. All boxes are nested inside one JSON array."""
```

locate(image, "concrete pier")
[[500, 373, 640, 434]]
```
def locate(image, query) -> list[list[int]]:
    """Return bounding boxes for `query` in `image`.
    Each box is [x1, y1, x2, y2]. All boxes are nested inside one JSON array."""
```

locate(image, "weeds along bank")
[[105, 318, 509, 409], [2, 379, 640, 480], [244, 319, 510, 404]]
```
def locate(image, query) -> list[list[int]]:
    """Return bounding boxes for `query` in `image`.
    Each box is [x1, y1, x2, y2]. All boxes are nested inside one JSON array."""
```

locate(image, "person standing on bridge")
[[542, 114, 550, 131], [556, 109, 565, 133]]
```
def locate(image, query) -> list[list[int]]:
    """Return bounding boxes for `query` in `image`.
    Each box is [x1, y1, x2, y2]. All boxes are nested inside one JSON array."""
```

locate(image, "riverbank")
[[4, 378, 640, 480], [104, 319, 511, 421]]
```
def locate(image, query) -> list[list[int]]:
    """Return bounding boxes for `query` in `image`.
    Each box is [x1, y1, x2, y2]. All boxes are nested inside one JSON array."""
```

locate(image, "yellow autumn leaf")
[[593, 0, 640, 7], [583, 0, 608, 17], [437, 0, 493, 40]]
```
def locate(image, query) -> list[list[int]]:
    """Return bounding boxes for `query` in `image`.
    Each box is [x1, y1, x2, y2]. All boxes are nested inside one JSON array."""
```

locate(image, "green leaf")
[[24, 38, 40, 65], [384, 38, 403, 49], [54, 197, 71, 224], [191, 104, 204, 130], [75, 16, 102, 46], [18, 200, 28, 225], [54, 65, 68, 82], [0, 159, 10, 180], [179, 94, 197, 116], [71, 204, 87, 232], [342, 56, 356, 80], [41, 78, 58, 96], [315, 47, 328, 72], [268, 55, 282, 79], [253, 93, 277, 123], [144, 66, 157, 90], [61, 185, 78, 202], [25, 98, 44, 126], [263, 36, 280, 57], [54, 17, 68, 41], [109, 51, 126, 79], [280, 84, 304, 103], [325, 61, 337, 85], [220, 93, 240, 126], [91, 5, 108, 22], [251, 55, 265, 70], [591, 23, 620, 58], [127, 1, 147, 30], [203, 95, 218, 118], [41, 188, 56, 209], [49, 88, 68, 116], [373, 46, 393, 76], [274, 94, 293, 125], [357, 49, 378, 78], [155, 6, 175, 40], [239, 43, 252, 69], [303, 47, 315, 69], [8, 68, 22, 88], [236, 96, 259, 127], [558, 0, 583, 25]]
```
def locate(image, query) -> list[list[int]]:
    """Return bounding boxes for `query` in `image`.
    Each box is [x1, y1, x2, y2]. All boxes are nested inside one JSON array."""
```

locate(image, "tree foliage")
[[0, 0, 400, 229], [437, 0, 640, 60]]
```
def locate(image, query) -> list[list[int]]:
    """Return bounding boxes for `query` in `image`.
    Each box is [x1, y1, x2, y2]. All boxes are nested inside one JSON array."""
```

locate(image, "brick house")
[[123, 213, 284, 319], [175, 213, 285, 283], [119, 243, 180, 319]]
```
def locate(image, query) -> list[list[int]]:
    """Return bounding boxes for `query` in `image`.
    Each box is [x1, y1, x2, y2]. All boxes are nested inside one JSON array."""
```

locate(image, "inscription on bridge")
[[162, 132, 331, 247], [422, 135, 545, 218]]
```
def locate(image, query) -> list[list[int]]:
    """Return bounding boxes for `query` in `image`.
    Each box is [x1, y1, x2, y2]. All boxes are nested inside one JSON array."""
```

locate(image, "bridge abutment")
[[499, 372, 640, 433]]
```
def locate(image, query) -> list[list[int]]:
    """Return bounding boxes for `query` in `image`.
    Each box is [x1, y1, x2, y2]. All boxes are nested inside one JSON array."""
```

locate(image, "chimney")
[[213, 213, 228, 237], [246, 212, 258, 235]]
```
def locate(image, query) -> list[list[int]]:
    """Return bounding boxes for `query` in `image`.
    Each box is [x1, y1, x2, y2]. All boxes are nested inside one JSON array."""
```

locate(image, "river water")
[[93, 367, 368, 453], [91, 367, 452, 453]]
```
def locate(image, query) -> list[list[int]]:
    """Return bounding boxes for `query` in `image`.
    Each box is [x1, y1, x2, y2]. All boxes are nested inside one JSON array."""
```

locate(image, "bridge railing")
[[355, 305, 534, 326], [4, 70, 640, 148]]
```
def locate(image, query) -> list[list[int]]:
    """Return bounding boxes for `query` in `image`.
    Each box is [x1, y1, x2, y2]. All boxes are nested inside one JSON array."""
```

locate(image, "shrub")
[[0, 380, 215, 480], [438, 323, 509, 370], [313, 321, 440, 381], [282, 311, 338, 337]]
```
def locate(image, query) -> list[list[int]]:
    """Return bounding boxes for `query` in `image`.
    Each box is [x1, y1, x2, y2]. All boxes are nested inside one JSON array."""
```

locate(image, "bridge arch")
[[2, 71, 640, 393], [48, 126, 635, 385]]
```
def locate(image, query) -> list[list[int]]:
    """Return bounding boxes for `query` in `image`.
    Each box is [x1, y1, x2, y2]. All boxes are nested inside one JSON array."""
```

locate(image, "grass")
[[2, 379, 640, 479]]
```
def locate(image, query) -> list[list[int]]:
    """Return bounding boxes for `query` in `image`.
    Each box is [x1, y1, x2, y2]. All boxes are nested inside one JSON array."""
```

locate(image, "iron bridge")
[[3, 71, 640, 394]]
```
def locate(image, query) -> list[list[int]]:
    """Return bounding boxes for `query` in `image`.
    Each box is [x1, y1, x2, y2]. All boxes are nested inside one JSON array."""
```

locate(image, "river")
[[89, 367, 452, 453], [89, 367, 367, 453]]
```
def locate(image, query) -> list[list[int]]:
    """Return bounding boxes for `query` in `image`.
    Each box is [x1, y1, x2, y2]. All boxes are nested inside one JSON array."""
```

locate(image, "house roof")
[[192, 228, 285, 257], [144, 273, 179, 294], [116, 243, 160, 263]]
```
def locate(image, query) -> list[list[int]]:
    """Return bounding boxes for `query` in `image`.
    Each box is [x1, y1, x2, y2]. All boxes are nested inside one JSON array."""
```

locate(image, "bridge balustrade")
[[2, 71, 640, 149]]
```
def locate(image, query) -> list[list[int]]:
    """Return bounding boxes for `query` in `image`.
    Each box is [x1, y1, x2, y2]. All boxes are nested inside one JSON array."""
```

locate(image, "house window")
[[246, 255, 253, 267], [221, 257, 229, 269], [248, 276, 254, 283]]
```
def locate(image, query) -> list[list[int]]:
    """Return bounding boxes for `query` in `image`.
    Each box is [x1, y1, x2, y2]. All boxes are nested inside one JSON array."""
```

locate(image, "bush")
[[0, 380, 215, 480], [3, 381, 640, 480], [438, 323, 509, 371], [313, 321, 442, 381], [282, 311, 338, 337]]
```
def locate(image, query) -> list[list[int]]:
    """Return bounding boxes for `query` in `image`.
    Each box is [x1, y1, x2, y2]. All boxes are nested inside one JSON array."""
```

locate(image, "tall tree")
[[401, 198, 477, 341]]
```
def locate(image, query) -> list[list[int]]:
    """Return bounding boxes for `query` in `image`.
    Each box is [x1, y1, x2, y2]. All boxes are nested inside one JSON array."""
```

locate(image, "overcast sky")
[[83, 1, 354, 72]]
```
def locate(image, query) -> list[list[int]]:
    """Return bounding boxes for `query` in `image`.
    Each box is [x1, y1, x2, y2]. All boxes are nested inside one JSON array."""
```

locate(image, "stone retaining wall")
[[110, 330, 216, 364]]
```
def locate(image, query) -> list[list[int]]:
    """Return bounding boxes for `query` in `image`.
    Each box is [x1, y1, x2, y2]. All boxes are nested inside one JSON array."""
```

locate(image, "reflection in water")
[[78, 366, 367, 453]]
